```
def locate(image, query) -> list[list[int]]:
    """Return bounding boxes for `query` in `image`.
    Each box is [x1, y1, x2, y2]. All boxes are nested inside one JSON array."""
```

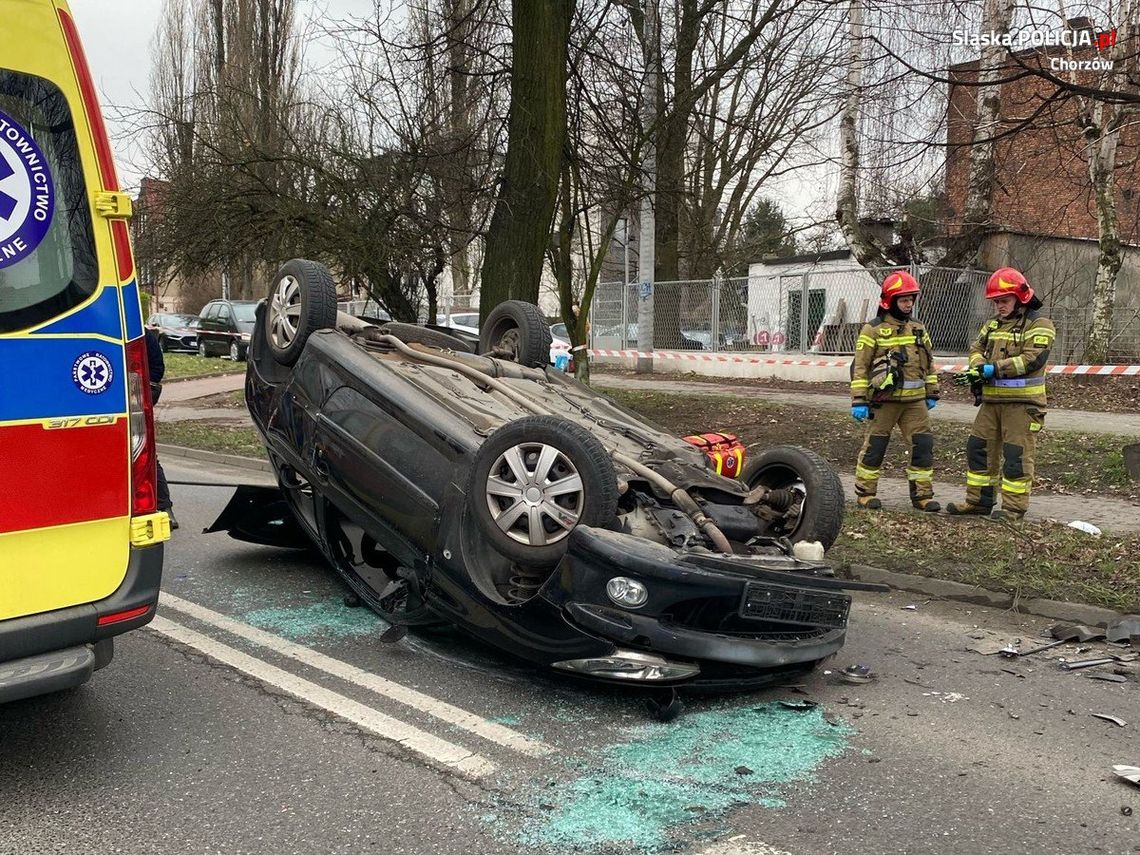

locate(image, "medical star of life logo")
[[72, 351, 113, 395], [0, 109, 55, 269]]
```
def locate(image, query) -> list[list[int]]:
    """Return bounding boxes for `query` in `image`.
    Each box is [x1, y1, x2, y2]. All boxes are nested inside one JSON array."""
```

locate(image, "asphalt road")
[[2, 458, 1137, 855]]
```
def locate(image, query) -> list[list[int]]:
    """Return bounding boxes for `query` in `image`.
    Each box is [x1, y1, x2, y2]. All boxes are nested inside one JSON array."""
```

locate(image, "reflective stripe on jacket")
[[967, 309, 1054, 406], [851, 315, 939, 405]]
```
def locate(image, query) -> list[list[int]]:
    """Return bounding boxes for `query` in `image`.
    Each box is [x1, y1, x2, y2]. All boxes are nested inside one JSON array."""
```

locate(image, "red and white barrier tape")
[[586, 349, 1140, 376]]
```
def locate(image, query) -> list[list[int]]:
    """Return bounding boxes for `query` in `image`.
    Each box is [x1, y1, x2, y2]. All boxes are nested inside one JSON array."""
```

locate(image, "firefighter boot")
[[912, 497, 941, 513], [945, 500, 991, 516], [990, 508, 1025, 523], [857, 496, 882, 510]]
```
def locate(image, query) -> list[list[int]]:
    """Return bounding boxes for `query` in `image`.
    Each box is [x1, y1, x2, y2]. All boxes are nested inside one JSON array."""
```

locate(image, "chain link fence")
[[590, 266, 1140, 362]]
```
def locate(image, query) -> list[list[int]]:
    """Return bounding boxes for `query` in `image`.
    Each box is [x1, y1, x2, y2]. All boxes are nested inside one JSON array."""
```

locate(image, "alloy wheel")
[[484, 441, 584, 547], [269, 274, 302, 351]]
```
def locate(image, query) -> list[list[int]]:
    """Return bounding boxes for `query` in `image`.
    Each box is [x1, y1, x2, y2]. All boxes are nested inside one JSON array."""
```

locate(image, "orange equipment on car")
[[683, 432, 746, 477]]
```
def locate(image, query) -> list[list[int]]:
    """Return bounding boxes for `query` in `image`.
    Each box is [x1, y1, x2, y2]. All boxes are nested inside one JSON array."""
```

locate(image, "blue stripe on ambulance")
[[31, 284, 123, 338], [119, 280, 143, 340], [0, 338, 125, 421]]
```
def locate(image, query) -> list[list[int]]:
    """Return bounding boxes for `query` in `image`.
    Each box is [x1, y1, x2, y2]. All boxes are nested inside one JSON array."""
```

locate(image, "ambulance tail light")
[[126, 336, 157, 516]]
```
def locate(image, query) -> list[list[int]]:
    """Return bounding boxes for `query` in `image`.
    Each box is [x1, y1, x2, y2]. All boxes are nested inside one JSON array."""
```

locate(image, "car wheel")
[[468, 415, 618, 567], [741, 445, 844, 550], [198, 341, 210, 358], [379, 322, 470, 351], [478, 301, 552, 368], [266, 258, 338, 365], [229, 340, 243, 361]]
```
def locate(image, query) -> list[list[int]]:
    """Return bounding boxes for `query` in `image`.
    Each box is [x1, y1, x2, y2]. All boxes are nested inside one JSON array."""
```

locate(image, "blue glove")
[[851, 404, 870, 422], [981, 364, 995, 379], [926, 399, 938, 410]]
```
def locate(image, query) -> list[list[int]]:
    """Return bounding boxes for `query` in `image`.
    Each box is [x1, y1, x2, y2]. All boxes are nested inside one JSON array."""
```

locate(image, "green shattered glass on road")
[[521, 701, 851, 852]]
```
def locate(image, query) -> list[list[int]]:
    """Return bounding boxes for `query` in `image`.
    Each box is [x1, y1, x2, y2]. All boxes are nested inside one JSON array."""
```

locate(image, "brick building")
[[943, 34, 1140, 359], [945, 39, 1140, 243]]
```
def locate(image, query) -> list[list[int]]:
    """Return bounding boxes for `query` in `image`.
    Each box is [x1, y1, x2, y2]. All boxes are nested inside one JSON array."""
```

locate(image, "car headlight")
[[241, 332, 252, 341], [606, 576, 648, 608]]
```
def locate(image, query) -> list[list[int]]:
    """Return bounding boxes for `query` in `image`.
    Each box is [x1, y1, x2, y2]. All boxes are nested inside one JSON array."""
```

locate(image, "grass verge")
[[606, 389, 1138, 499], [831, 508, 1140, 613], [157, 420, 266, 459], [164, 353, 246, 381]]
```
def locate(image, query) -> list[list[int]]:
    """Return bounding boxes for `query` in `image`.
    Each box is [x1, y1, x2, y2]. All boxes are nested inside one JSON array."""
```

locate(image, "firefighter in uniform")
[[946, 268, 1054, 522], [850, 271, 940, 511]]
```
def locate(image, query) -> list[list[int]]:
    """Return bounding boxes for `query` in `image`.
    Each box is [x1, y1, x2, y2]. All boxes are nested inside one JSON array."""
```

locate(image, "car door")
[[217, 304, 236, 353], [313, 385, 451, 559], [198, 303, 218, 353]]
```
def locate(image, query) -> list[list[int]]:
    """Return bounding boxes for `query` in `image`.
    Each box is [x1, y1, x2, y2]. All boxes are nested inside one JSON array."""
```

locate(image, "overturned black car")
[[215, 258, 883, 699]]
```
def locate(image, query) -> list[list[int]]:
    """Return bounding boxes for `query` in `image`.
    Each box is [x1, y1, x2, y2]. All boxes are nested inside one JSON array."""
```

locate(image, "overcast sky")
[[66, 0, 825, 224], [68, 0, 377, 190]]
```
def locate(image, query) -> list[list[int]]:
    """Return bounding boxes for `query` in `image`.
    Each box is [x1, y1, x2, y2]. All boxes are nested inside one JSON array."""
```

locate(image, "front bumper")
[[165, 333, 198, 351], [0, 543, 163, 703], [550, 527, 870, 680]]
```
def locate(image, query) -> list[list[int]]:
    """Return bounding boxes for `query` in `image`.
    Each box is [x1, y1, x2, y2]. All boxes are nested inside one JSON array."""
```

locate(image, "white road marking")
[[149, 615, 495, 779], [159, 592, 553, 757], [696, 838, 795, 855]]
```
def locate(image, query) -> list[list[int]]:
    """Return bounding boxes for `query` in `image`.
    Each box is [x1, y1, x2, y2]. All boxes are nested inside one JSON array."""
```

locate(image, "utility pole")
[[636, 0, 658, 374]]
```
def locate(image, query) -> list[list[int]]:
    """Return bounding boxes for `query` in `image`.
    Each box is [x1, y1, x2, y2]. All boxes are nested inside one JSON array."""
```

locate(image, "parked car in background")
[[197, 299, 259, 361], [441, 312, 480, 337], [549, 322, 571, 368], [147, 313, 200, 353]]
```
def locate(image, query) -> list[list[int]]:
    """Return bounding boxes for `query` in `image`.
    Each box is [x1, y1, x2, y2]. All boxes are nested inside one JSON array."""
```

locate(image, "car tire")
[[741, 445, 844, 550], [229, 340, 245, 361], [266, 258, 338, 366], [379, 322, 469, 352], [478, 301, 552, 368], [468, 415, 618, 567], [198, 341, 210, 358]]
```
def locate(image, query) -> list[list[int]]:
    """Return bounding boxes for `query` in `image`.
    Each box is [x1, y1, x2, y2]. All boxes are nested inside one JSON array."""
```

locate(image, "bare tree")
[[141, 0, 306, 302], [549, 0, 648, 380]]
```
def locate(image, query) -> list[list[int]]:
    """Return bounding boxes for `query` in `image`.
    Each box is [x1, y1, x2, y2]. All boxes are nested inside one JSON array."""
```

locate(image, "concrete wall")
[[589, 351, 851, 382], [981, 232, 1140, 360]]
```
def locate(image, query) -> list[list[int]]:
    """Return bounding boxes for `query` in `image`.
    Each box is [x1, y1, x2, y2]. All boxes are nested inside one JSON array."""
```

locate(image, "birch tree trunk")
[[1083, 0, 1136, 362], [835, 0, 889, 267]]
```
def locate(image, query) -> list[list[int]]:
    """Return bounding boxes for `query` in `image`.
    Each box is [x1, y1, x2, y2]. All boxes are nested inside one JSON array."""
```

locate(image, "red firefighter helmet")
[[984, 267, 1034, 304], [878, 270, 920, 310]]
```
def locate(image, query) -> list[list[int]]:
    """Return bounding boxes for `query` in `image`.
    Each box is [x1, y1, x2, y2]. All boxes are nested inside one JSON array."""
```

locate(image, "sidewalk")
[[162, 372, 246, 402], [590, 373, 1140, 437], [837, 473, 1137, 532]]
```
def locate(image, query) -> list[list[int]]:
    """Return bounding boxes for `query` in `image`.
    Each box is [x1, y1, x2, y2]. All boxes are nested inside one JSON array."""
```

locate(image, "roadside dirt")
[[607, 388, 1139, 502]]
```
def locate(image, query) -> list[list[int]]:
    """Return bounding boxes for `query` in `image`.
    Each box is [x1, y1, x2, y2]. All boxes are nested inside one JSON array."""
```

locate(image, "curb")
[[846, 563, 1131, 627], [164, 370, 245, 384], [157, 443, 271, 473]]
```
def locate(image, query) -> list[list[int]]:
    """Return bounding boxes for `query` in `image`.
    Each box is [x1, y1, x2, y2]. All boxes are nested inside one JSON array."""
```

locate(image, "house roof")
[[754, 248, 853, 267]]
